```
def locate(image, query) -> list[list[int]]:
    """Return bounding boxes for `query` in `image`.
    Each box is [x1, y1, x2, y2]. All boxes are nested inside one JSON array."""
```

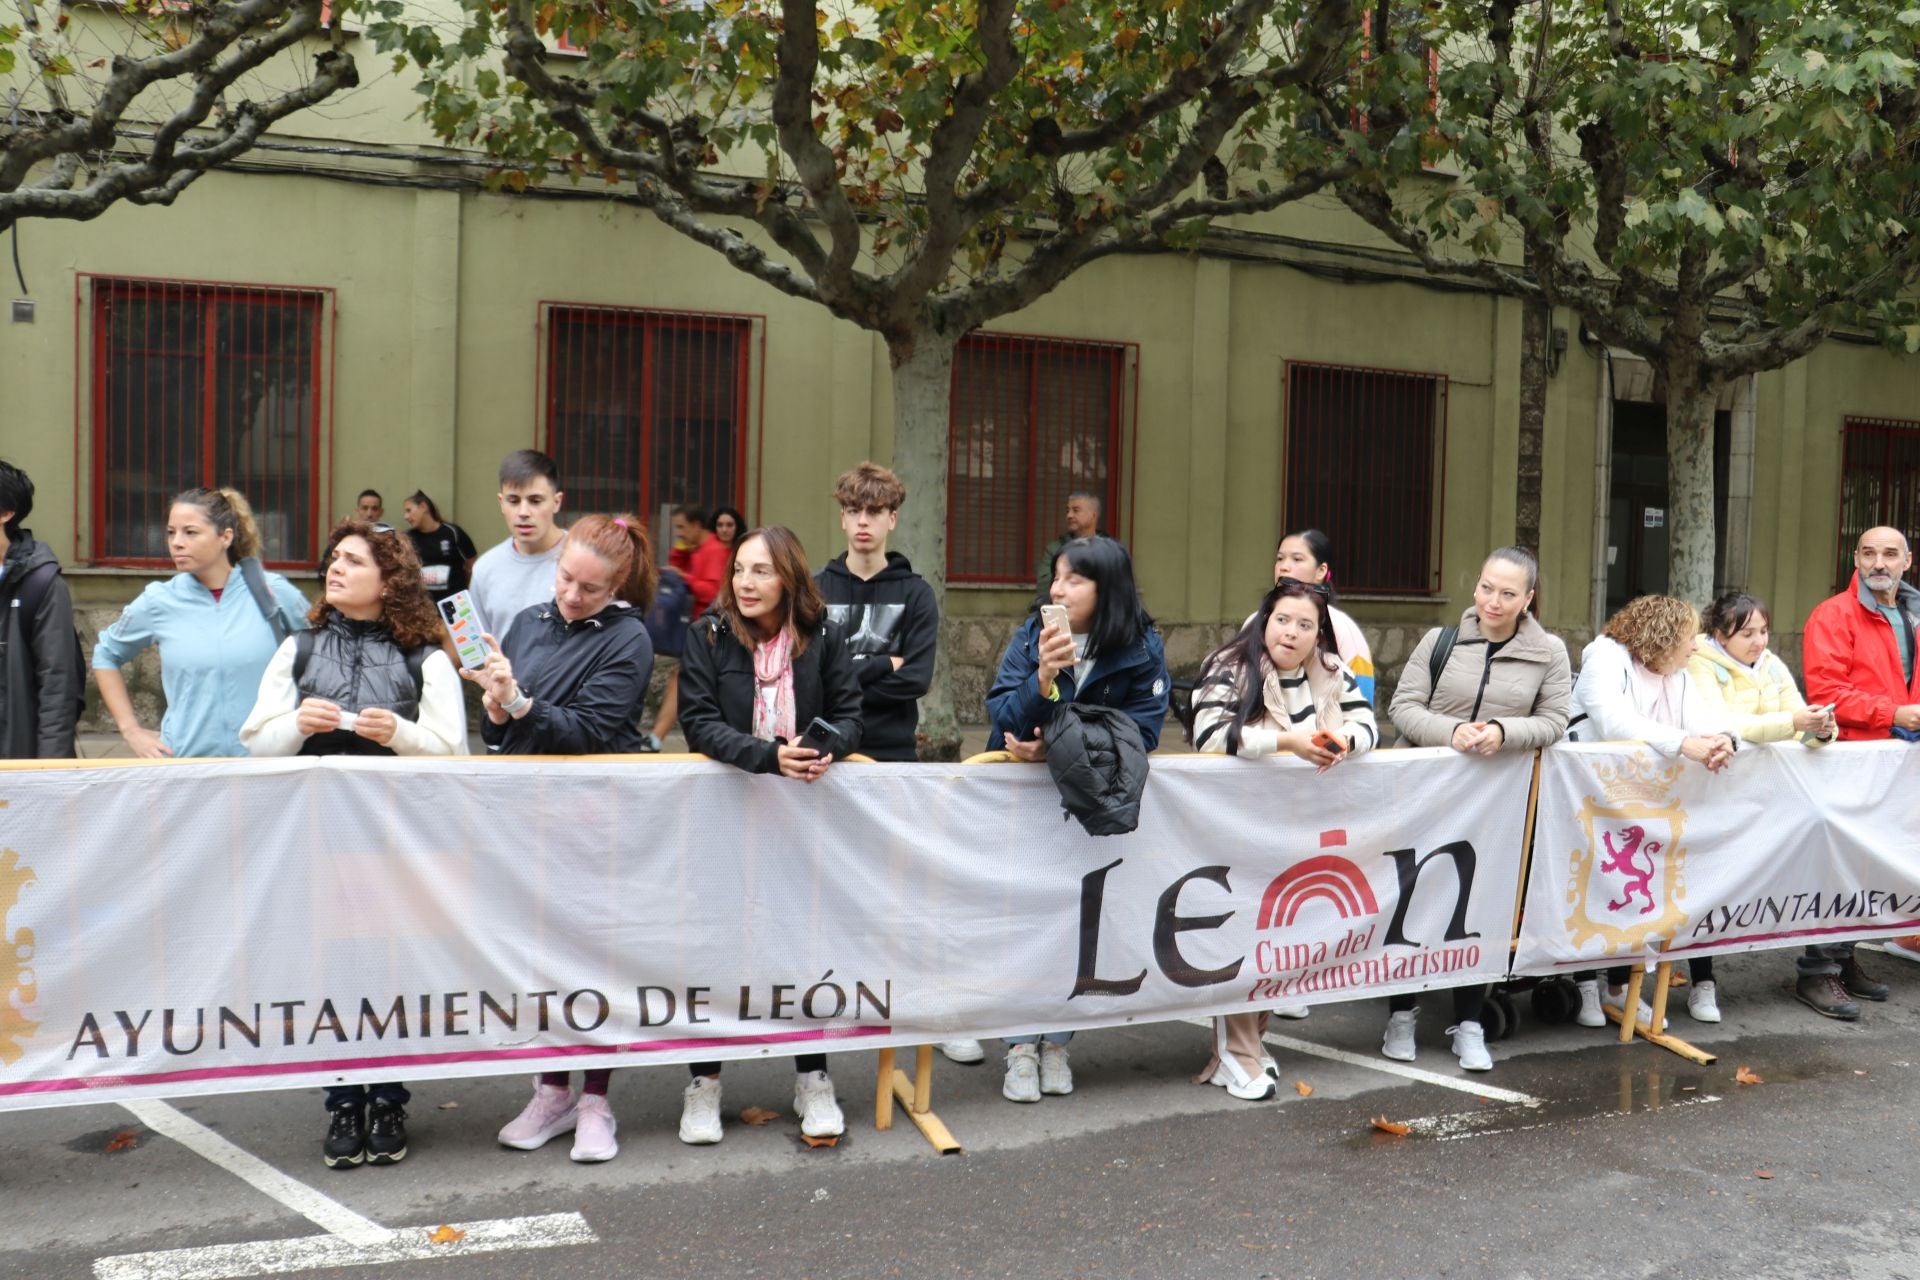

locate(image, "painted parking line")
[[118, 1100, 391, 1247], [1181, 1018, 1545, 1106], [100, 1100, 598, 1280], [92, 1214, 598, 1280]]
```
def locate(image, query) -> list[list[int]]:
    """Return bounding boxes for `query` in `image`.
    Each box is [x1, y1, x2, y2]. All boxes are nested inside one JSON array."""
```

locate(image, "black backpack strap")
[[237, 556, 292, 645], [291, 628, 316, 697], [14, 560, 63, 631], [1427, 625, 1460, 692], [405, 645, 430, 702]]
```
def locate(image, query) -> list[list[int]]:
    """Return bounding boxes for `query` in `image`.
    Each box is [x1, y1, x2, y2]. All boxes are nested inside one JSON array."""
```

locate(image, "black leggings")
[[690, 1054, 827, 1077], [1388, 984, 1486, 1024]]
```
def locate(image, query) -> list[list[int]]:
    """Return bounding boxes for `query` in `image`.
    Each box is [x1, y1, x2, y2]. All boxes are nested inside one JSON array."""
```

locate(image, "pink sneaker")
[[497, 1080, 577, 1150], [570, 1093, 618, 1163]]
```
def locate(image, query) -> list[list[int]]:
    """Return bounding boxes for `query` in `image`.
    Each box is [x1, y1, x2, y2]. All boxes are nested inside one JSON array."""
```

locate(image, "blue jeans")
[[1797, 942, 1855, 977], [325, 1082, 409, 1110], [1004, 1032, 1073, 1046]]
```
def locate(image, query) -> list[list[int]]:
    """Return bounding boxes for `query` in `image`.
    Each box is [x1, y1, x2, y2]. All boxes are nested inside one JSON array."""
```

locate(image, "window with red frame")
[[948, 333, 1128, 585], [1836, 416, 1920, 589], [1283, 360, 1447, 594], [544, 305, 750, 521], [90, 278, 326, 566]]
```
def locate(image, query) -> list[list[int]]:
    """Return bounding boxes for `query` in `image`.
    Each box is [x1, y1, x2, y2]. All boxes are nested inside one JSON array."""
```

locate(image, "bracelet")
[[501, 689, 532, 717]]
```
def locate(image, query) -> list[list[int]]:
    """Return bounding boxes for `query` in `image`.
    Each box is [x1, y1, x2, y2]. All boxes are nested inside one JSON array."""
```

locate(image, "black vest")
[[295, 614, 427, 757]]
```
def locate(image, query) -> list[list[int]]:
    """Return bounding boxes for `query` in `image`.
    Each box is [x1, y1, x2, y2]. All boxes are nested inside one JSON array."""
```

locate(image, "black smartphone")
[[796, 716, 839, 755]]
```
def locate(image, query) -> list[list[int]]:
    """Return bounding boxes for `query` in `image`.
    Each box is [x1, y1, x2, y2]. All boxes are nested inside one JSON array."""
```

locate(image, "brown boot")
[[1795, 973, 1861, 1020]]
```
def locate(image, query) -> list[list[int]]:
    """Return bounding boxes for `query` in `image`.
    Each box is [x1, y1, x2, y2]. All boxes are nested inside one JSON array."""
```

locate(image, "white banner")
[[0, 751, 1532, 1111], [1513, 741, 1920, 974]]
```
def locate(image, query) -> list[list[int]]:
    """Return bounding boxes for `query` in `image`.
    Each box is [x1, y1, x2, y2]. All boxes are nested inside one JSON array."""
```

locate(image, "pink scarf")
[[751, 627, 797, 742]]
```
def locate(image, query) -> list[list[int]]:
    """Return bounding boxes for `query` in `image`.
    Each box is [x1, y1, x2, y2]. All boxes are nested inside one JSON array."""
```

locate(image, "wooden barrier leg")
[[874, 1048, 895, 1131], [1617, 966, 1644, 1043], [913, 1045, 934, 1115], [891, 1069, 962, 1154], [1647, 960, 1675, 1035]]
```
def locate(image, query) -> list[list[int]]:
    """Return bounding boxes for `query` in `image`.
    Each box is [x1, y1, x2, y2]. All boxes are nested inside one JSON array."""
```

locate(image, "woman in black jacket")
[[479, 514, 656, 1165], [678, 525, 862, 1145]]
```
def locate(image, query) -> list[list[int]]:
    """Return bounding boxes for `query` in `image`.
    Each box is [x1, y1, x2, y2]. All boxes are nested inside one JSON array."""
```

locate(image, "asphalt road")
[[7, 945, 1920, 1280]]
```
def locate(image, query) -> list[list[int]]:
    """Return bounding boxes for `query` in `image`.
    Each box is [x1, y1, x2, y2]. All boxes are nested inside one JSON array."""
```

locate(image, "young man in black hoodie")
[[815, 462, 938, 763], [0, 460, 82, 760], [816, 464, 980, 1064]]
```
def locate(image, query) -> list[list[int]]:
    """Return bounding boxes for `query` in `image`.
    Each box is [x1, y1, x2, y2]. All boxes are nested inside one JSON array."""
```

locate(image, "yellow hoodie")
[[1686, 637, 1829, 746]]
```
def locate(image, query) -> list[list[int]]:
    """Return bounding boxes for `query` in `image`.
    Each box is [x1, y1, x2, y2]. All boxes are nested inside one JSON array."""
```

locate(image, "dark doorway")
[[1605, 402, 1731, 615]]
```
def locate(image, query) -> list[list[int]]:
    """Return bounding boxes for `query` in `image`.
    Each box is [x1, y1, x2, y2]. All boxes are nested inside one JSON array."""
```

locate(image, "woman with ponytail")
[[477, 514, 656, 1162], [92, 487, 310, 758]]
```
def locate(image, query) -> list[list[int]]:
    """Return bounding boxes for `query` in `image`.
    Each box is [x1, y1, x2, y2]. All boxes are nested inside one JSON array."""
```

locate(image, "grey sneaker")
[[1796, 973, 1861, 1021]]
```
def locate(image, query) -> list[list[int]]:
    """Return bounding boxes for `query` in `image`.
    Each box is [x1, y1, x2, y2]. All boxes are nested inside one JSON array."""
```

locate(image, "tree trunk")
[[1516, 296, 1550, 555], [1665, 367, 1721, 607], [887, 331, 964, 761]]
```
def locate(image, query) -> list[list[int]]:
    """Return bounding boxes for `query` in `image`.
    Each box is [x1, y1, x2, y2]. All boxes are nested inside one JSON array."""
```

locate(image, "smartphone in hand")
[[438, 591, 490, 671], [1039, 603, 1071, 636], [796, 716, 839, 756], [1311, 729, 1347, 756]]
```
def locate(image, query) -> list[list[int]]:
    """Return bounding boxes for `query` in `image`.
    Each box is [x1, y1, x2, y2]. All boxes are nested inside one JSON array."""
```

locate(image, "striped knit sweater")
[[1193, 652, 1378, 758]]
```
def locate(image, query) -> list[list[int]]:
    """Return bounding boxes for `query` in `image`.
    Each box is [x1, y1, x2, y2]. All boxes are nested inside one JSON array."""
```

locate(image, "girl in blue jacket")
[[985, 535, 1168, 1105], [93, 488, 309, 758]]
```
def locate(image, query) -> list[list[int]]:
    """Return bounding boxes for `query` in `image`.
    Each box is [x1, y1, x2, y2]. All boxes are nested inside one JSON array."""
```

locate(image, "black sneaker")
[[1795, 973, 1862, 1021], [365, 1100, 408, 1166], [324, 1105, 366, 1170], [1841, 955, 1890, 1002]]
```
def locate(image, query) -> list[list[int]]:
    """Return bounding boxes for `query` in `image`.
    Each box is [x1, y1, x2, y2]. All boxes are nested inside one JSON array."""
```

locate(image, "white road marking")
[[92, 1213, 598, 1280], [118, 1100, 392, 1247], [1179, 1017, 1545, 1106], [1400, 1093, 1723, 1143]]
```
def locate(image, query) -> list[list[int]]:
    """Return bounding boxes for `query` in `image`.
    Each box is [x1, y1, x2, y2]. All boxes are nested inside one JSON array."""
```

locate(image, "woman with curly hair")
[[1567, 593, 1738, 1030], [239, 520, 468, 1170]]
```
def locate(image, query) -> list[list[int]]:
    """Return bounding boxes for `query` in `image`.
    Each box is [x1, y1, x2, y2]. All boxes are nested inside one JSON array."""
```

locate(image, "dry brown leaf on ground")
[[740, 1106, 781, 1126], [1735, 1066, 1764, 1085], [427, 1225, 466, 1245], [1369, 1116, 1410, 1136], [1667, 969, 1689, 987], [1754, 1170, 1775, 1180], [801, 1133, 839, 1148], [104, 1129, 141, 1153], [1293, 1081, 1313, 1097]]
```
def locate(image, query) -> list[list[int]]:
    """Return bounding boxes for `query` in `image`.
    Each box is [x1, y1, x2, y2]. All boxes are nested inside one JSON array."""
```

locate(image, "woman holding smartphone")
[[239, 520, 468, 1169], [1384, 546, 1569, 1071], [986, 535, 1169, 1104], [1188, 577, 1376, 1098], [678, 525, 862, 1145], [478, 514, 657, 1163], [93, 487, 309, 759]]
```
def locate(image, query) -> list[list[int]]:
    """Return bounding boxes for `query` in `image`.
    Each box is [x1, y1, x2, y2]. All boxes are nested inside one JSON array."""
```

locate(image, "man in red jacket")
[[644, 507, 732, 751], [1798, 525, 1920, 1016]]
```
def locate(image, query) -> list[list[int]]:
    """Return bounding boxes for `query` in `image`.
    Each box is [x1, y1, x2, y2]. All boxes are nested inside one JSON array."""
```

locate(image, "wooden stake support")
[[872, 1045, 963, 1153], [1604, 960, 1717, 1064]]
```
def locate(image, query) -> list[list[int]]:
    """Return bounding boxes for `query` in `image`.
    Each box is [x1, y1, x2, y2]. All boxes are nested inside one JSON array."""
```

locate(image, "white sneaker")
[[569, 1092, 618, 1162], [1382, 1010, 1418, 1062], [1574, 979, 1605, 1027], [1206, 1021, 1276, 1100], [1448, 1021, 1493, 1072], [497, 1080, 578, 1150], [937, 1039, 985, 1064], [1601, 984, 1667, 1032], [1039, 1041, 1074, 1095], [679, 1075, 723, 1145], [1687, 980, 1722, 1023], [1272, 1005, 1310, 1020], [1003, 1045, 1041, 1103], [794, 1070, 845, 1138], [1260, 1054, 1281, 1080], [1885, 937, 1920, 963]]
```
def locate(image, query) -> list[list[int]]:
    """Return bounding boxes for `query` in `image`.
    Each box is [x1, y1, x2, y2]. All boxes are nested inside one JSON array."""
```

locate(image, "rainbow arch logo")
[[1256, 832, 1379, 929]]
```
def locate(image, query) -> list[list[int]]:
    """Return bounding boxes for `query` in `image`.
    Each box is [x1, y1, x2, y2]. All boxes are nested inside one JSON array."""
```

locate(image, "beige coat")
[[1391, 610, 1572, 751]]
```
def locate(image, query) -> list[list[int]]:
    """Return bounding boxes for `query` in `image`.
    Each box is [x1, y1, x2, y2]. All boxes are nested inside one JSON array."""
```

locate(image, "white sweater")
[[240, 639, 470, 757], [1567, 636, 1730, 757]]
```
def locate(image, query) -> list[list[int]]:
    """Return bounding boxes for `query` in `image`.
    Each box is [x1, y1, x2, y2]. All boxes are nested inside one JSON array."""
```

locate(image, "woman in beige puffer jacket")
[[1384, 547, 1572, 1073]]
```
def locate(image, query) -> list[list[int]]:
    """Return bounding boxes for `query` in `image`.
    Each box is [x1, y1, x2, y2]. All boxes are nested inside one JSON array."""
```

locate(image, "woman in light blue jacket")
[[93, 488, 310, 758]]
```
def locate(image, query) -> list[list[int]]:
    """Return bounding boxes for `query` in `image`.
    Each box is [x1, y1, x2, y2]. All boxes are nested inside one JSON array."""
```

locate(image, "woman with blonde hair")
[[1567, 594, 1738, 1028], [93, 487, 310, 759]]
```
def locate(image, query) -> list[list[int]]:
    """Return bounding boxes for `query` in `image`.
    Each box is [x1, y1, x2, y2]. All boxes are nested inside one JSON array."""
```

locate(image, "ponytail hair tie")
[[613, 517, 629, 529]]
